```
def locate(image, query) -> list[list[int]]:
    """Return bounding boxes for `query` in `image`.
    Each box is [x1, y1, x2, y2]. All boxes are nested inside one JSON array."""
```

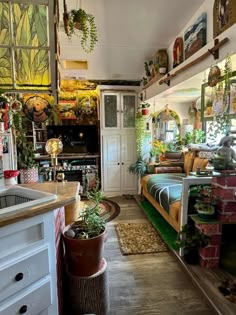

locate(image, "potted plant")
[[176, 223, 210, 264], [64, 6, 98, 53], [62, 183, 107, 277], [12, 114, 38, 183], [141, 102, 150, 116]]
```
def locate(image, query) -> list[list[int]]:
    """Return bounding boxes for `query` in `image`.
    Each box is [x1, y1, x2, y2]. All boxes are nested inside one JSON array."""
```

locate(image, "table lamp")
[[45, 138, 63, 181]]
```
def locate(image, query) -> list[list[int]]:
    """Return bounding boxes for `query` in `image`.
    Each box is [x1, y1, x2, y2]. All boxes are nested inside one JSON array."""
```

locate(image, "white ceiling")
[[58, 0, 205, 82]]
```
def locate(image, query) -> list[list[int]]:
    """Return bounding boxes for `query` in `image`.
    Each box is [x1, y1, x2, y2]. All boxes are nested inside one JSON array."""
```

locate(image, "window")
[[0, 1, 51, 90]]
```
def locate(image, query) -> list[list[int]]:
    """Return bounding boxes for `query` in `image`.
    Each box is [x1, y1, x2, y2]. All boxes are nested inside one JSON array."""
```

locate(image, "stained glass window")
[[0, 1, 50, 90]]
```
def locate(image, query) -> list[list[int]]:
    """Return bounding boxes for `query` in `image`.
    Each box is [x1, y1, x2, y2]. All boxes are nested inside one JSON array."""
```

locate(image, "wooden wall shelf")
[[159, 37, 229, 86], [142, 73, 164, 90]]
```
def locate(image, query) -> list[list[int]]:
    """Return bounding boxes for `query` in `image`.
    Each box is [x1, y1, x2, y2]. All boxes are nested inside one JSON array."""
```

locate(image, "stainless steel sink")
[[0, 186, 57, 214]]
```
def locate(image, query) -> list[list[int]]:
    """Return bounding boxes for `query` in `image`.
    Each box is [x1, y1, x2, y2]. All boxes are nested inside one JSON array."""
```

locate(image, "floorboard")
[[104, 196, 219, 315]]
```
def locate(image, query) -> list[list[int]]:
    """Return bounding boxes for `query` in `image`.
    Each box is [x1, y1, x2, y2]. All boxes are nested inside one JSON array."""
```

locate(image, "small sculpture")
[[216, 136, 236, 169]]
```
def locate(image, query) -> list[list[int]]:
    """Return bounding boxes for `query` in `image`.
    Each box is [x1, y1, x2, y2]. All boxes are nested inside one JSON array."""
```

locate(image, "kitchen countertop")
[[0, 181, 80, 227]]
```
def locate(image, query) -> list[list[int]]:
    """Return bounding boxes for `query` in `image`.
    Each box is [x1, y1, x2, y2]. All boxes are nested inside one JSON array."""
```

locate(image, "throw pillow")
[[183, 152, 195, 175]]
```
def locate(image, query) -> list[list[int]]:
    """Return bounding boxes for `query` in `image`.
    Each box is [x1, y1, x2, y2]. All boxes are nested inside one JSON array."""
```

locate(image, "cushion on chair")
[[183, 152, 195, 175], [154, 166, 182, 174]]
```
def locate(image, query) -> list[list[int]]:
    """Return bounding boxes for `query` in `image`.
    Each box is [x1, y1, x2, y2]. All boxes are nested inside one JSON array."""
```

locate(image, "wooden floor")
[[104, 196, 219, 315]]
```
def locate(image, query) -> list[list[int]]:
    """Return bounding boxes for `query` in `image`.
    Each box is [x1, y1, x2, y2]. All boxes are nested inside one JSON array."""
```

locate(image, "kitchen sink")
[[0, 186, 57, 214]]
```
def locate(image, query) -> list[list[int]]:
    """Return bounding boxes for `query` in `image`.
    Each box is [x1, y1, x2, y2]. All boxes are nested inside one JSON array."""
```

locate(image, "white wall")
[[144, 0, 236, 128]]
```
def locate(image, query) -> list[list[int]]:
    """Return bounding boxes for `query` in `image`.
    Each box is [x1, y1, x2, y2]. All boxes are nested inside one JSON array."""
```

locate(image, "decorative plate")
[[23, 95, 52, 122], [208, 65, 221, 87]]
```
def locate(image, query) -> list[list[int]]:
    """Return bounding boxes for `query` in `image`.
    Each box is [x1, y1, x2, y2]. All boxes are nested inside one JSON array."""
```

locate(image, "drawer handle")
[[19, 305, 27, 314], [15, 272, 24, 281]]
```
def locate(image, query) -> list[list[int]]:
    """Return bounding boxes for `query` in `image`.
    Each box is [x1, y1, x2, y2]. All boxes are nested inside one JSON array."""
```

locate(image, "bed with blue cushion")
[[141, 173, 186, 232]]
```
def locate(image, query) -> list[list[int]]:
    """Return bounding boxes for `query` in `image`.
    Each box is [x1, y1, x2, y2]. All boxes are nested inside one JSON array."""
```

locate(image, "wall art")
[[184, 13, 207, 60]]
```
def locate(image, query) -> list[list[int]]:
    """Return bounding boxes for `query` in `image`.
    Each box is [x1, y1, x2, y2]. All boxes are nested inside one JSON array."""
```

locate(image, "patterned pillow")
[[198, 151, 215, 159]]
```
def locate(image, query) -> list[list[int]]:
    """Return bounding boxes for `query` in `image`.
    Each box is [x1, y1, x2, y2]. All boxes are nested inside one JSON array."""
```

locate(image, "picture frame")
[[184, 13, 207, 60], [213, 0, 236, 38]]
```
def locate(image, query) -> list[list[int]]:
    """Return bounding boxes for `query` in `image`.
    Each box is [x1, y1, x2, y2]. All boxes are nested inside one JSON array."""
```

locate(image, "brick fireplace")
[[195, 173, 236, 269]]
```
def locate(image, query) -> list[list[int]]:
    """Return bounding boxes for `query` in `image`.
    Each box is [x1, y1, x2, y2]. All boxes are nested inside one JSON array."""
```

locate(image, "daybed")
[[141, 149, 216, 232]]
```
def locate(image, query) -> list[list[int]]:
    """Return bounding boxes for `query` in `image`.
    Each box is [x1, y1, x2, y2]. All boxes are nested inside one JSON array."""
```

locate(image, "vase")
[[20, 168, 38, 184], [5, 177, 18, 185]]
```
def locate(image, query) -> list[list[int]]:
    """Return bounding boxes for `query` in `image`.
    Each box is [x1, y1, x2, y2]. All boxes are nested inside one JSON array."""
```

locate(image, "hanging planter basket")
[[63, 1, 98, 53]]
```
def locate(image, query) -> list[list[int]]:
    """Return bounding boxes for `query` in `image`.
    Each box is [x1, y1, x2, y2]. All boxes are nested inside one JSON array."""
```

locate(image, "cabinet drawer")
[[0, 278, 51, 315], [0, 247, 49, 302]]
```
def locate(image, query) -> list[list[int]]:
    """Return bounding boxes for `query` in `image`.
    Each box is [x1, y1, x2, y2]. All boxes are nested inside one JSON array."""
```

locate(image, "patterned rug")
[[82, 198, 120, 222], [115, 222, 168, 255]]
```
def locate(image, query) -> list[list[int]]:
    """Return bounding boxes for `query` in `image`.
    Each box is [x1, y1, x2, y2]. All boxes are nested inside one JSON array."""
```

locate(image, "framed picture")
[[213, 0, 236, 38], [184, 13, 207, 60], [229, 81, 236, 113]]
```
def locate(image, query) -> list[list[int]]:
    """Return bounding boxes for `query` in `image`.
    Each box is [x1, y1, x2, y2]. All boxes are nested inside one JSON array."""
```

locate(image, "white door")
[[121, 134, 137, 192], [102, 135, 121, 192]]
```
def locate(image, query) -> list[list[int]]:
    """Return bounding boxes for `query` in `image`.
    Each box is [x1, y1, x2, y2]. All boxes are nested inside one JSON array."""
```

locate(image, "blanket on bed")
[[146, 174, 186, 213]]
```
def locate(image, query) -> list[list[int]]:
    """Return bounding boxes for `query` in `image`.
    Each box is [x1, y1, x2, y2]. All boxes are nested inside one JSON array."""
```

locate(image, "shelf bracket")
[[208, 38, 219, 60], [163, 73, 170, 86]]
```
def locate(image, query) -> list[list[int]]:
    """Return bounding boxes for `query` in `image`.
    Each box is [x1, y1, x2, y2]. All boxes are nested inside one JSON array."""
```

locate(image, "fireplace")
[[195, 173, 236, 270]]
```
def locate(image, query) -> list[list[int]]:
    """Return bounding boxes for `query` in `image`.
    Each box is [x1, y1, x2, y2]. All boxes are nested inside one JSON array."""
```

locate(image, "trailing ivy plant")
[[65, 8, 98, 53], [128, 112, 147, 176], [208, 113, 231, 140]]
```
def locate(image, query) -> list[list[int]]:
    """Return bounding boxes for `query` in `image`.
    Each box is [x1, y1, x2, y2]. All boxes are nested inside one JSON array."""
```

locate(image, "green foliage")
[[128, 158, 146, 177], [182, 129, 205, 145], [71, 182, 106, 239], [135, 112, 146, 158], [13, 114, 37, 170], [208, 113, 231, 140], [176, 224, 210, 252], [67, 9, 98, 53]]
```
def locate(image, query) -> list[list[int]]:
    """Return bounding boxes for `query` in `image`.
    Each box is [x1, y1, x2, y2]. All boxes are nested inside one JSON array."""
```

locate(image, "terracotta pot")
[[62, 226, 106, 277], [142, 108, 149, 116]]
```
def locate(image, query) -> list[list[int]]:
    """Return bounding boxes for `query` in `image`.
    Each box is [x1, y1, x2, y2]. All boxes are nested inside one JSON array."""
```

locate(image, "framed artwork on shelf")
[[213, 0, 236, 38], [184, 12, 207, 60], [229, 82, 236, 114], [173, 37, 183, 68]]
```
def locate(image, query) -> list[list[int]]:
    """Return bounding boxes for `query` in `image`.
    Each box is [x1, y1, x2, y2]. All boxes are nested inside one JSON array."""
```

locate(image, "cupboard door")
[[121, 94, 136, 129], [121, 134, 137, 191], [103, 135, 121, 191], [103, 93, 120, 129]]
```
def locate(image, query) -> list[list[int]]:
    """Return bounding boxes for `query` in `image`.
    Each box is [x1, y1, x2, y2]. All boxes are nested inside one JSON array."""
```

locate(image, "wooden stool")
[[66, 258, 109, 315]]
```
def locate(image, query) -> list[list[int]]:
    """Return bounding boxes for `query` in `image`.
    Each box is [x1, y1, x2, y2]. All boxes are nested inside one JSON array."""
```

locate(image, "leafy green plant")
[[12, 114, 37, 170], [128, 158, 146, 176], [176, 224, 210, 252], [182, 129, 205, 145], [65, 182, 106, 239], [66, 8, 98, 53]]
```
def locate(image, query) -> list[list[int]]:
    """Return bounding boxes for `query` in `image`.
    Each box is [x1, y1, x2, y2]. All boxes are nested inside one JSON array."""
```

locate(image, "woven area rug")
[[115, 222, 168, 255], [82, 198, 120, 222]]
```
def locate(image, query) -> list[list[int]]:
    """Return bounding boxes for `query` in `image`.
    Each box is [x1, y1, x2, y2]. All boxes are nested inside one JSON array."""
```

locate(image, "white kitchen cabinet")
[[102, 134, 137, 194], [0, 212, 58, 315]]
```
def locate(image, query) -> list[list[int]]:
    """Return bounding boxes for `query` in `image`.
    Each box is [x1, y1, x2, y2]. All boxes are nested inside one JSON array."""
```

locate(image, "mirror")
[[152, 106, 181, 141]]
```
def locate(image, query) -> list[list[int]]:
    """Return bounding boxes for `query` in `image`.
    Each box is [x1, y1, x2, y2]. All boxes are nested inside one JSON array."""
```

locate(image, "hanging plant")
[[64, 4, 98, 53]]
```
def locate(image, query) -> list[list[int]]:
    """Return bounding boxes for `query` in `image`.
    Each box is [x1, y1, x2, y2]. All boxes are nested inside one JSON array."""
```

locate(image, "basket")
[[0, 195, 33, 209]]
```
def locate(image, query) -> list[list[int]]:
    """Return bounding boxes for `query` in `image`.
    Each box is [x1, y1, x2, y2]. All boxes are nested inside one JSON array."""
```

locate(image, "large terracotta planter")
[[62, 225, 106, 277], [20, 168, 38, 184]]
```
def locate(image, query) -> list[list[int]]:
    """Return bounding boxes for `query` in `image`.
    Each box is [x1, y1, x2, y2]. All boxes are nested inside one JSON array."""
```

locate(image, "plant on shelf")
[[12, 113, 38, 183], [62, 182, 107, 276], [140, 102, 150, 116], [128, 112, 147, 176], [176, 223, 211, 264], [63, 1, 98, 53]]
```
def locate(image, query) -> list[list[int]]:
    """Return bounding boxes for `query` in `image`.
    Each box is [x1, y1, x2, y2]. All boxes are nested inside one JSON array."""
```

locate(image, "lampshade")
[[45, 138, 63, 157]]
